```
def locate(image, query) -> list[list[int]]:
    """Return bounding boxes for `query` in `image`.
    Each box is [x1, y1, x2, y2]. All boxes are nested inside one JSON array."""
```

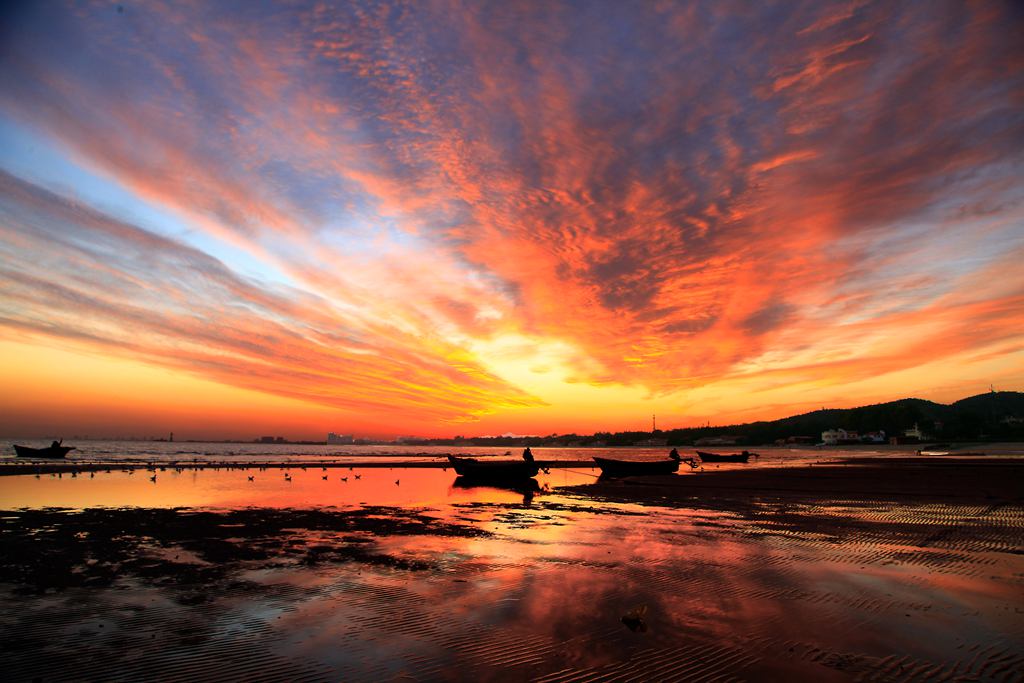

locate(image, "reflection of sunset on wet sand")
[[2, 459, 1022, 681]]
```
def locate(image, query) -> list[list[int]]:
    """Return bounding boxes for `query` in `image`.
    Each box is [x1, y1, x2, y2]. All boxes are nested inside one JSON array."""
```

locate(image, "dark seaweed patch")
[[0, 507, 490, 594]]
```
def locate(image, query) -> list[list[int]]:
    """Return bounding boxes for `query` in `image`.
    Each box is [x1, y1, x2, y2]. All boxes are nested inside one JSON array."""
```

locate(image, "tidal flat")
[[0, 459, 1022, 682]]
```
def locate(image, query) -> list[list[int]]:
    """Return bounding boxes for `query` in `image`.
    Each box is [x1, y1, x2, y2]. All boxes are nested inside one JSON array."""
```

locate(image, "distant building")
[[904, 423, 924, 440], [634, 437, 668, 447], [821, 429, 861, 445], [259, 436, 275, 443], [861, 430, 886, 443], [777, 435, 815, 445], [694, 435, 741, 446], [889, 423, 924, 444], [327, 432, 354, 445]]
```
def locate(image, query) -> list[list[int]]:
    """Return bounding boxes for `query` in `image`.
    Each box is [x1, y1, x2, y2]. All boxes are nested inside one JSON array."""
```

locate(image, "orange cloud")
[[1, 0, 1022, 436]]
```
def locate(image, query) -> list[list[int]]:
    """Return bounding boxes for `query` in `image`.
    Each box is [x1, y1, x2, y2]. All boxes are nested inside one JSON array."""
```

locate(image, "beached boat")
[[447, 455, 540, 481], [593, 451, 689, 477], [13, 443, 75, 459], [696, 450, 755, 463], [593, 456, 681, 477]]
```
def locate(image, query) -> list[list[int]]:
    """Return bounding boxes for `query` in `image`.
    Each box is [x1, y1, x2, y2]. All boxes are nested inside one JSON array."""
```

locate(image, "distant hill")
[[412, 391, 1024, 447], [672, 391, 1024, 445], [952, 391, 1024, 415], [749, 398, 945, 436]]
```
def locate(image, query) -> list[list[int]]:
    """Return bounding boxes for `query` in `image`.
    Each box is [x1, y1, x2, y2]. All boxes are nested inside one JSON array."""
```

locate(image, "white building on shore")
[[904, 423, 924, 440], [822, 428, 886, 444], [821, 428, 856, 445]]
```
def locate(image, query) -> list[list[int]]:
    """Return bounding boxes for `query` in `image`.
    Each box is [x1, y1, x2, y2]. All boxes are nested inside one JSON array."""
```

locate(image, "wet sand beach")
[[1, 458, 1022, 681], [573, 457, 1024, 505]]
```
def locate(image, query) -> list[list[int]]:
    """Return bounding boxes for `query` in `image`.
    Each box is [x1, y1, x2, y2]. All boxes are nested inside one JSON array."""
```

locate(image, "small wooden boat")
[[13, 443, 75, 459], [447, 455, 540, 481], [696, 450, 755, 463], [593, 453, 685, 477]]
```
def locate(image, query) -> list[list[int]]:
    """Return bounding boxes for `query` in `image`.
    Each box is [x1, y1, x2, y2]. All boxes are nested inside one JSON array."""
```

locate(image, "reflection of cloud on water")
[[1, 484, 1020, 679]]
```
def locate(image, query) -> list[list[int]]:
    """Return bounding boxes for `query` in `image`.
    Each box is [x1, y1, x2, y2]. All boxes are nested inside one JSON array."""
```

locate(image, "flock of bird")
[[32, 463, 388, 484], [276, 471, 381, 483]]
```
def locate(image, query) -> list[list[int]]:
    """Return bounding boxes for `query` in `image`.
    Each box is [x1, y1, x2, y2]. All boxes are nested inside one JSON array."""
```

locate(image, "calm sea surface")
[[2, 439, 901, 465], [0, 440, 1003, 509]]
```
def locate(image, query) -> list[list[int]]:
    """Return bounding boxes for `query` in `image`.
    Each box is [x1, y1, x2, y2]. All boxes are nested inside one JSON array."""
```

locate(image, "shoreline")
[[0, 459, 599, 476], [566, 456, 1024, 506]]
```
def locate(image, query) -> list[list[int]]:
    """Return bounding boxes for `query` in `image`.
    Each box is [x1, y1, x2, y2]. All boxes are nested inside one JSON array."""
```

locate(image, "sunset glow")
[[1, 1, 1022, 438]]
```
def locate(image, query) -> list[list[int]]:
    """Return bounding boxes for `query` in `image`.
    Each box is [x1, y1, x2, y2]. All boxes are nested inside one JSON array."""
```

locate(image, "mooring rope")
[[553, 467, 602, 478]]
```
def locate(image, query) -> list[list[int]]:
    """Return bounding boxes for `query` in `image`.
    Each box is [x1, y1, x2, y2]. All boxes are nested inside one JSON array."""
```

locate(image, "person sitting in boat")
[[522, 447, 534, 462], [51, 440, 61, 449], [669, 447, 681, 461]]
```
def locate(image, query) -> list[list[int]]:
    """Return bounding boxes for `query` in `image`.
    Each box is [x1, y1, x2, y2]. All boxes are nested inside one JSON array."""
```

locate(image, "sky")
[[1, 0, 1023, 440]]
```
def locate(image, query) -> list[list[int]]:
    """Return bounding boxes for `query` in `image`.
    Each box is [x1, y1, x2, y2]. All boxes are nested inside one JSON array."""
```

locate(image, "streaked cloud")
[[0, 171, 540, 422], [0, 0, 1022, 435]]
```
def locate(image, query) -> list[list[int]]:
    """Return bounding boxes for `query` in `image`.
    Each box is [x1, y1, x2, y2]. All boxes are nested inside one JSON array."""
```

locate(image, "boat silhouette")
[[593, 450, 685, 478], [447, 455, 540, 482], [13, 441, 76, 459], [696, 450, 756, 463]]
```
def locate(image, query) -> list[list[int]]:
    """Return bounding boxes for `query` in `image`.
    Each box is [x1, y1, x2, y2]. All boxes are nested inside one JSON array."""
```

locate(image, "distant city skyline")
[[1, 1, 1023, 439]]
